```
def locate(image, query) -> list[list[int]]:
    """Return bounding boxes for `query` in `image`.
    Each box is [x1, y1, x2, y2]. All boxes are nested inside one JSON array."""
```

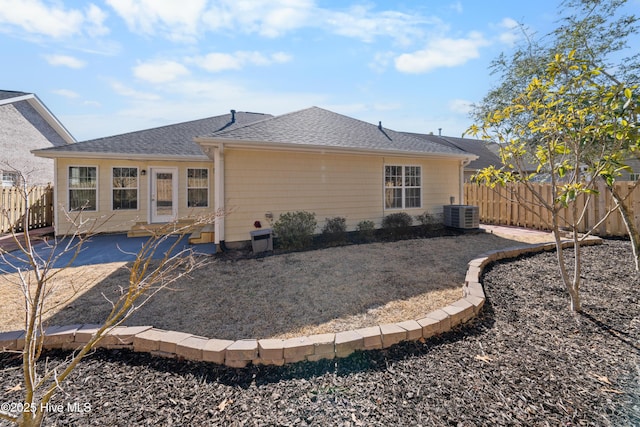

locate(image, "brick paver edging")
[[0, 237, 602, 368]]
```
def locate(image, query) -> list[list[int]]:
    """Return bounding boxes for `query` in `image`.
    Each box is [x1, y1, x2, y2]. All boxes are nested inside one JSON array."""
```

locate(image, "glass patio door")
[[150, 168, 177, 223]]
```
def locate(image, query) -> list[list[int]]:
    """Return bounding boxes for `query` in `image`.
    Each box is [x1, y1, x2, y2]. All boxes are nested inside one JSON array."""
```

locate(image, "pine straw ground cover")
[[1, 239, 638, 426], [1, 232, 528, 340]]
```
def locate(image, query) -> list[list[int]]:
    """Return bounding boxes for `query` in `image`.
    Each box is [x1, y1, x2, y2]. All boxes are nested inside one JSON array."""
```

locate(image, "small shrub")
[[415, 211, 436, 227], [356, 220, 376, 242], [382, 212, 413, 239], [382, 212, 413, 229], [273, 211, 317, 251], [322, 216, 347, 246]]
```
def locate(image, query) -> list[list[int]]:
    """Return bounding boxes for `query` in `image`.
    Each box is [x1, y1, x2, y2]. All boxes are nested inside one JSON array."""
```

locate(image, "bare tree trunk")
[[607, 183, 640, 271]]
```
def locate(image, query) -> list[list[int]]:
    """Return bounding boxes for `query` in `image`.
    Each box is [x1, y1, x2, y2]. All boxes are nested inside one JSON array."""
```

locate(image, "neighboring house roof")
[[200, 106, 475, 159], [0, 90, 76, 145], [404, 132, 501, 171], [1, 90, 78, 185], [33, 111, 273, 160]]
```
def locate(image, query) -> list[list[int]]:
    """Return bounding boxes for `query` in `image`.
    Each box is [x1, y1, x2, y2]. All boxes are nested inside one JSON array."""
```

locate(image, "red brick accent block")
[[380, 323, 407, 348], [133, 328, 168, 352], [176, 335, 209, 361], [258, 339, 285, 360], [158, 331, 193, 354], [283, 336, 315, 363], [306, 333, 335, 361], [355, 326, 382, 350], [0, 330, 24, 351], [395, 320, 422, 341], [335, 330, 364, 358], [202, 339, 234, 364]]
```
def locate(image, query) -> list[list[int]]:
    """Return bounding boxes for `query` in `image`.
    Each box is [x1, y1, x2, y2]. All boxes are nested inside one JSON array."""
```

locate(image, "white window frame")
[[629, 172, 640, 182], [186, 168, 210, 208], [111, 166, 139, 211], [68, 165, 98, 211], [384, 165, 422, 210], [1, 171, 19, 187]]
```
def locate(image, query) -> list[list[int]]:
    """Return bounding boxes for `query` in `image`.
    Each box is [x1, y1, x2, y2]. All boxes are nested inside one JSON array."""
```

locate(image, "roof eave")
[[195, 137, 478, 161], [32, 149, 209, 162]]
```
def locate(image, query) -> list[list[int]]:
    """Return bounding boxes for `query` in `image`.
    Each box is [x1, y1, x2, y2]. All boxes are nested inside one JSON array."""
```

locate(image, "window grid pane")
[[187, 168, 209, 207], [69, 167, 97, 211], [112, 168, 138, 210], [384, 165, 421, 209]]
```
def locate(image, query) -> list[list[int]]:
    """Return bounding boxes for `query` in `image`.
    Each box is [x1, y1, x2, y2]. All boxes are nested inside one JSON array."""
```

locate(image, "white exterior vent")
[[443, 205, 479, 229]]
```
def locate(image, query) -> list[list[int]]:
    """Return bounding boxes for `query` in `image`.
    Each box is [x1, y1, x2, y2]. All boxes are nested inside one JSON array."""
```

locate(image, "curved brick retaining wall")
[[0, 237, 601, 368]]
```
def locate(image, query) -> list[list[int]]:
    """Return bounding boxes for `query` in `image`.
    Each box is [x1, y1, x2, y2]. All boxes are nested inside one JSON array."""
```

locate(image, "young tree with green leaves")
[[468, 51, 637, 312], [472, 0, 640, 270]]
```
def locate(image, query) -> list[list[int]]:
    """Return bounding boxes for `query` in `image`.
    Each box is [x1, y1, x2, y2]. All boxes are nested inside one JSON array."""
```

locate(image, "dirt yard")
[[0, 230, 549, 340]]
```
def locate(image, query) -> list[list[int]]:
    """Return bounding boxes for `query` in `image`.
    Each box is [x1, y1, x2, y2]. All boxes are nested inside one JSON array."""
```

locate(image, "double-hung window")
[[112, 167, 138, 210], [69, 166, 97, 211], [187, 168, 209, 207], [385, 165, 421, 209]]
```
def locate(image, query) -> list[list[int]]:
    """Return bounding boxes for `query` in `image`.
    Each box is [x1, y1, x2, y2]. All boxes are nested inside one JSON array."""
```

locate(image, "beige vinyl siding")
[[222, 148, 461, 243], [54, 158, 214, 235]]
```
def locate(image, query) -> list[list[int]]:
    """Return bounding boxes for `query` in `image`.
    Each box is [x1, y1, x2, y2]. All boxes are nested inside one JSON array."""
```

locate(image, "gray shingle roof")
[[403, 132, 500, 169], [206, 107, 470, 157], [0, 90, 31, 101], [34, 111, 272, 158]]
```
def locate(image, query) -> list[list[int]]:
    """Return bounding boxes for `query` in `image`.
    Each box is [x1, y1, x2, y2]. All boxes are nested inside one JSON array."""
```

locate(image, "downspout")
[[214, 144, 226, 251], [460, 158, 471, 205]]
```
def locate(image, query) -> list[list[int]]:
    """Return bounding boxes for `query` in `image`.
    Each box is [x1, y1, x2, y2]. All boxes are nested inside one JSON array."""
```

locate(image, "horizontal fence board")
[[464, 182, 638, 237]]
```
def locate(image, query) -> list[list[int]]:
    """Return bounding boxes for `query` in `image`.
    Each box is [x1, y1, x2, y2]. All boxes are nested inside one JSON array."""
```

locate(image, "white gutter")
[[32, 150, 209, 162]]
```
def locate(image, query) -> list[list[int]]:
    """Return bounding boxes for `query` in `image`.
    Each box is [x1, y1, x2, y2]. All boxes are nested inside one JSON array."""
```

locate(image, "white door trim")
[[150, 167, 178, 223]]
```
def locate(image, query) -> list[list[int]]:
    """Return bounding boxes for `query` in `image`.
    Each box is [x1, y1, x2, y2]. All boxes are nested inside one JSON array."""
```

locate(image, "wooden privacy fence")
[[464, 182, 640, 237], [0, 185, 54, 233]]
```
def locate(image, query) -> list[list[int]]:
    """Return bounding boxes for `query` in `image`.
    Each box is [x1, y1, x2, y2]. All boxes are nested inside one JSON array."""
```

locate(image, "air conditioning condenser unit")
[[443, 205, 479, 229]]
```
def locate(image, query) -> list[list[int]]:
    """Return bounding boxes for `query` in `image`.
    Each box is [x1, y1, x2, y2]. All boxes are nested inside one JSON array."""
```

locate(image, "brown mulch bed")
[[1, 239, 638, 426]]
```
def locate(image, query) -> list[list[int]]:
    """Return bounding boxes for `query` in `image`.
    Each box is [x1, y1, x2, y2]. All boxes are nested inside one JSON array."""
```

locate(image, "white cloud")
[[44, 54, 86, 69], [394, 32, 490, 74], [448, 99, 473, 115], [133, 59, 190, 83], [188, 51, 292, 72], [108, 0, 440, 45], [496, 17, 521, 46], [110, 81, 162, 100], [322, 5, 438, 46], [106, 0, 208, 42], [369, 51, 395, 73], [52, 89, 80, 99], [202, 0, 315, 38], [0, 0, 108, 39]]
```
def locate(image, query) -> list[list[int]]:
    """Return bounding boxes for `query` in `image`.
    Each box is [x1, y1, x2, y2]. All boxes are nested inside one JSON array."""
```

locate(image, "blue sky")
[[1, 0, 637, 142]]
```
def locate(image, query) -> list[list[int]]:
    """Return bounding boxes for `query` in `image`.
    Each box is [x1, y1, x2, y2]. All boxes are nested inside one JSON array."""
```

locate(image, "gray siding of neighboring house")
[[621, 157, 640, 181], [0, 100, 66, 185]]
